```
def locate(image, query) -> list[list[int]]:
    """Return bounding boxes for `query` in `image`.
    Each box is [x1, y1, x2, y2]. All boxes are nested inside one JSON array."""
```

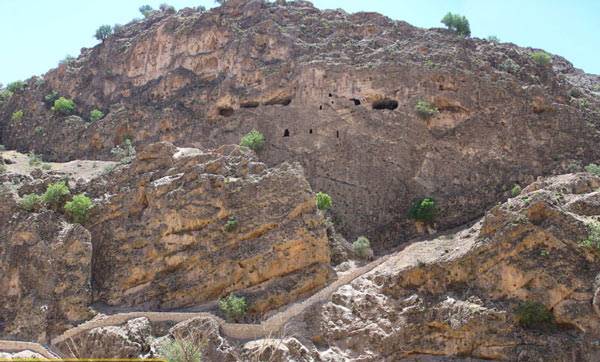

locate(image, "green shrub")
[[139, 4, 154, 17], [224, 216, 238, 232], [35, 126, 44, 135], [441, 12, 471, 37], [353, 236, 372, 259], [585, 163, 600, 176], [6, 81, 25, 92], [316, 192, 332, 211], [486, 35, 500, 43], [531, 51, 551, 66], [43, 181, 70, 209], [499, 58, 520, 73], [218, 294, 247, 321], [11, 110, 23, 122], [52, 97, 76, 115], [59, 55, 75, 65], [44, 91, 59, 106], [90, 109, 104, 122], [159, 3, 175, 12], [415, 100, 438, 118], [64, 194, 93, 224], [111, 139, 136, 164], [19, 194, 44, 212], [581, 222, 600, 250], [408, 197, 437, 222], [158, 338, 203, 362], [28, 152, 42, 167], [511, 184, 522, 197], [95, 25, 113, 41], [0, 89, 13, 104], [515, 301, 554, 329], [240, 130, 265, 151]]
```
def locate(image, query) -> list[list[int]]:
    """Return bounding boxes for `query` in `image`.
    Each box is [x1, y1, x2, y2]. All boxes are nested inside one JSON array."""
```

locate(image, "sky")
[[0, 0, 599, 85]]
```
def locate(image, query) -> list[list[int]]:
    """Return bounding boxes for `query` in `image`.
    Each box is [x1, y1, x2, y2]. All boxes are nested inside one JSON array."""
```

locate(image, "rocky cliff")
[[2, 0, 598, 248]]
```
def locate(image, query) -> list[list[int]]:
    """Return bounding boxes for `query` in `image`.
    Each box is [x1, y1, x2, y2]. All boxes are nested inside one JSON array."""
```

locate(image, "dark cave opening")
[[372, 99, 398, 110], [284, 129, 290, 137]]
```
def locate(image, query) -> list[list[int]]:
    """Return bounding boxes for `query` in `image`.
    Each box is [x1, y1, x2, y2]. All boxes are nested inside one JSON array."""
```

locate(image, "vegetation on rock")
[[6, 80, 25, 92], [218, 294, 247, 322], [511, 184, 522, 197], [240, 130, 265, 151], [585, 163, 600, 176], [515, 301, 554, 330], [11, 110, 23, 122], [111, 139, 136, 164], [139, 4, 154, 18], [59, 55, 75, 65], [224, 216, 238, 232], [90, 109, 105, 122], [43, 181, 71, 209], [64, 194, 93, 224], [95, 25, 113, 41], [28, 152, 42, 167], [408, 197, 437, 222], [581, 221, 600, 250], [415, 100, 438, 118], [316, 192, 332, 211], [441, 12, 471, 37], [19, 194, 44, 212], [353, 236, 372, 259], [159, 338, 203, 362], [52, 97, 76, 115], [531, 51, 552, 66]]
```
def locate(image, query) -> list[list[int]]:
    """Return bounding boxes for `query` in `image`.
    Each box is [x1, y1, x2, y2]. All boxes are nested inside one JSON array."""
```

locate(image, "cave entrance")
[[309, 129, 313, 134], [218, 107, 234, 117], [351, 98, 361, 105], [284, 129, 290, 137], [372, 99, 398, 110]]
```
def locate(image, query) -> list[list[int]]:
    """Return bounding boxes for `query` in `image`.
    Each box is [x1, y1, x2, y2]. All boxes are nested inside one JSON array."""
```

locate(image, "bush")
[[95, 25, 113, 41], [43, 181, 70, 209], [139, 4, 154, 17], [64, 194, 93, 224], [59, 55, 75, 65], [113, 24, 123, 33], [52, 97, 76, 115], [6, 81, 25, 92], [316, 192, 332, 211], [511, 184, 522, 197], [415, 100, 438, 118], [44, 91, 59, 106], [0, 89, 13, 104], [531, 51, 551, 66], [585, 163, 600, 176], [158, 338, 203, 362], [581, 222, 600, 250], [90, 109, 104, 122], [408, 197, 437, 222], [515, 301, 554, 329], [240, 130, 265, 151], [218, 294, 247, 321], [111, 139, 136, 164], [34, 126, 44, 135], [28, 152, 42, 167], [159, 3, 175, 12], [224, 216, 238, 232], [19, 194, 44, 212], [486, 35, 500, 43], [499, 58, 520, 73], [353, 236, 372, 259], [11, 110, 23, 122], [441, 12, 471, 37]]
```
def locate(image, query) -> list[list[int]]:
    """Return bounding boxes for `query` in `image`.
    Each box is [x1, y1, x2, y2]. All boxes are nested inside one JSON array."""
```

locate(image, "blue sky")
[[1, 0, 599, 85]]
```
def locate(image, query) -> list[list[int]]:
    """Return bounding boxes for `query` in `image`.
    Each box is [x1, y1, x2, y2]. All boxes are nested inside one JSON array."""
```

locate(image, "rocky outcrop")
[[2, 0, 598, 248], [0, 186, 93, 343], [87, 142, 331, 313], [291, 173, 600, 361]]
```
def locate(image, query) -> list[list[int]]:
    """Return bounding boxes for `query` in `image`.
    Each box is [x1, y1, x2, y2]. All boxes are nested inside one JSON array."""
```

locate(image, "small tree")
[[408, 197, 437, 223], [219, 294, 247, 321], [90, 109, 104, 122], [240, 130, 265, 151], [6, 81, 25, 92], [441, 12, 471, 37], [64, 194, 93, 224], [95, 25, 113, 41], [52, 97, 76, 115], [353, 236, 372, 259], [415, 100, 438, 118], [139, 4, 154, 17], [19, 194, 44, 212], [43, 181, 71, 210], [531, 51, 551, 66], [316, 192, 332, 211]]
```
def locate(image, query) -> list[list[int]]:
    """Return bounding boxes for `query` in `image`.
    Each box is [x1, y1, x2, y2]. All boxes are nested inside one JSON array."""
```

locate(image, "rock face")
[[0, 187, 93, 343], [87, 142, 331, 313], [300, 173, 600, 361], [2, 0, 598, 247]]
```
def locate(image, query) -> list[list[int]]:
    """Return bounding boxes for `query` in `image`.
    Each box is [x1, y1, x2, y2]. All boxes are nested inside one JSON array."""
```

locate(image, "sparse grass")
[[158, 338, 203, 362], [28, 152, 42, 167], [415, 100, 438, 119]]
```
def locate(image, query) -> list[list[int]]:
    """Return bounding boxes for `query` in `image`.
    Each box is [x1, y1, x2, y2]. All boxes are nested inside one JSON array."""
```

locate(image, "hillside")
[[1, 0, 600, 361]]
